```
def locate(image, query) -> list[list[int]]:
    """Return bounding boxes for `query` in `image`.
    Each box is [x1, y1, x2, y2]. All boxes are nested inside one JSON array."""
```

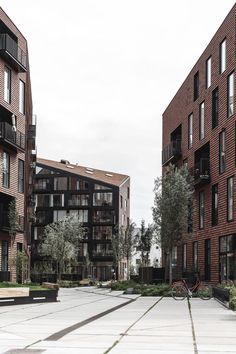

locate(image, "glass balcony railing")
[[162, 139, 181, 166], [0, 33, 27, 72]]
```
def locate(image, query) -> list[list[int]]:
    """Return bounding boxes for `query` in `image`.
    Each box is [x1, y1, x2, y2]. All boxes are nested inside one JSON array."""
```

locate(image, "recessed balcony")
[[0, 121, 25, 151], [0, 33, 27, 72], [162, 139, 181, 166], [191, 158, 210, 187]]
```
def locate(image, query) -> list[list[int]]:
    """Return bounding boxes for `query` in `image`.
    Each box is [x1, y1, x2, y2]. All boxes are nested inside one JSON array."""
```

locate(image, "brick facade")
[[162, 4, 236, 284]]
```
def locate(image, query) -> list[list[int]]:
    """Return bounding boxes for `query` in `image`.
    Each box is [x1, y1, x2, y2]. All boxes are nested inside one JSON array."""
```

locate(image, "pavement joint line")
[[103, 296, 164, 354], [76, 287, 140, 300], [44, 297, 136, 342], [187, 298, 198, 354]]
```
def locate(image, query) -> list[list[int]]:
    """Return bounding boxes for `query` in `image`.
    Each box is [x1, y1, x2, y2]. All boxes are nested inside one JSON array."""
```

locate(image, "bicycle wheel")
[[171, 284, 187, 300], [197, 284, 212, 300]]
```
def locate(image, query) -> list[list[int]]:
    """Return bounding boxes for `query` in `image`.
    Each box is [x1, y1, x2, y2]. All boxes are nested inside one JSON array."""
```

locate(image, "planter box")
[[0, 288, 58, 306]]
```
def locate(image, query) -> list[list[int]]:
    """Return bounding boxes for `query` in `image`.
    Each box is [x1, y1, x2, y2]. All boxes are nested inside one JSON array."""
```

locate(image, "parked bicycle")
[[171, 276, 212, 300]]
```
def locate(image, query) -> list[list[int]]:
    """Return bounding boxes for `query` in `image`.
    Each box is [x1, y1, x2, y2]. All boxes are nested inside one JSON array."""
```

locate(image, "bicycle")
[[171, 276, 212, 300]]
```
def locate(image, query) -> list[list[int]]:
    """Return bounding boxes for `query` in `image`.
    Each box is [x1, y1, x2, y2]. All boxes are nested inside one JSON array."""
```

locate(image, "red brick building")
[[0, 8, 34, 281], [162, 4, 236, 284]]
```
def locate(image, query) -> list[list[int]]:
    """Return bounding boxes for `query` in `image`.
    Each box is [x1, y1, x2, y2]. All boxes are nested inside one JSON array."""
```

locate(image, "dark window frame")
[[212, 87, 219, 129], [199, 190, 205, 230], [227, 71, 234, 118], [194, 71, 199, 101], [211, 184, 218, 226], [18, 159, 24, 193], [219, 130, 226, 174], [227, 176, 234, 222]]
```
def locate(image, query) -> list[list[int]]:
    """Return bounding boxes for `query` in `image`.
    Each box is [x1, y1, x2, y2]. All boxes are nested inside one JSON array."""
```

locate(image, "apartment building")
[[0, 8, 35, 281], [32, 158, 130, 281], [162, 4, 236, 284]]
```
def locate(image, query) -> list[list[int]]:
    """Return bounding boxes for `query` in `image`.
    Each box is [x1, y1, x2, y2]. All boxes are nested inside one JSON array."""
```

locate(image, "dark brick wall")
[[162, 4, 236, 284]]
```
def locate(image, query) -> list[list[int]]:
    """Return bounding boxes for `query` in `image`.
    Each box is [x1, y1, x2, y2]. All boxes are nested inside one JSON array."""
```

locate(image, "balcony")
[[162, 139, 181, 166], [0, 33, 27, 72], [0, 121, 25, 151], [0, 211, 24, 232], [191, 158, 210, 187], [92, 250, 113, 257]]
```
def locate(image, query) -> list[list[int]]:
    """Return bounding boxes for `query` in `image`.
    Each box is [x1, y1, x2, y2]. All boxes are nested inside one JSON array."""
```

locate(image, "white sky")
[[1, 0, 235, 225]]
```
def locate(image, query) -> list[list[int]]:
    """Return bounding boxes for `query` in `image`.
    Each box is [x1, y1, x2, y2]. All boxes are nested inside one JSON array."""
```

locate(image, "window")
[[188, 113, 193, 149], [219, 130, 226, 173], [227, 176, 234, 222], [2, 151, 10, 188], [120, 195, 123, 208], [93, 192, 112, 206], [52, 194, 64, 207], [212, 87, 219, 128], [37, 194, 50, 207], [68, 194, 89, 206], [36, 211, 52, 224], [193, 71, 199, 101], [205, 239, 211, 281], [127, 187, 130, 199], [206, 56, 211, 88], [199, 101, 205, 140], [183, 244, 187, 271], [199, 191, 204, 229], [220, 38, 226, 74], [35, 178, 50, 191], [54, 177, 67, 191], [18, 159, 24, 193], [1, 240, 9, 271], [212, 184, 218, 226], [219, 234, 236, 282], [93, 210, 113, 223], [227, 72, 234, 117], [172, 246, 177, 267], [19, 80, 25, 114], [68, 209, 89, 223], [94, 184, 111, 190], [69, 177, 89, 190], [53, 210, 67, 222], [192, 241, 198, 271], [4, 67, 11, 103], [93, 226, 112, 240]]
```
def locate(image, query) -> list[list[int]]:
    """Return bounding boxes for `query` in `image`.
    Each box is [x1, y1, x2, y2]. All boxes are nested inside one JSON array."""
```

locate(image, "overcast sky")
[[1, 0, 235, 225]]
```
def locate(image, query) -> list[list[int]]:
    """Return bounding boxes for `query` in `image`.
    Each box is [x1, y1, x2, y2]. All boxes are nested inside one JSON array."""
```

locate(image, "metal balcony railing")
[[0, 121, 25, 151], [162, 139, 181, 166], [0, 33, 27, 71], [92, 250, 113, 257], [191, 158, 210, 186]]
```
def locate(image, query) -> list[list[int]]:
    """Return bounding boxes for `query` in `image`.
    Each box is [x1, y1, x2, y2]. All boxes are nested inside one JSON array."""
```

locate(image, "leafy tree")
[[138, 220, 153, 266], [111, 227, 123, 280], [122, 221, 136, 280], [152, 164, 193, 284], [8, 200, 20, 280], [39, 215, 84, 280]]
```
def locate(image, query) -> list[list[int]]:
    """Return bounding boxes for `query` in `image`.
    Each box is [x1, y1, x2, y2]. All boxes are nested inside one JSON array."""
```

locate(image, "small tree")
[[8, 200, 20, 280], [122, 221, 136, 280], [39, 215, 84, 281], [138, 220, 153, 266], [152, 164, 193, 284], [111, 227, 123, 280]]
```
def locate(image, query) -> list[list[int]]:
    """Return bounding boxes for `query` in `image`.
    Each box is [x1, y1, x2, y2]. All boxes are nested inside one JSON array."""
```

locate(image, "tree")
[[8, 199, 20, 280], [39, 215, 84, 280], [122, 221, 136, 280], [152, 164, 193, 284], [111, 227, 123, 280], [138, 220, 153, 266]]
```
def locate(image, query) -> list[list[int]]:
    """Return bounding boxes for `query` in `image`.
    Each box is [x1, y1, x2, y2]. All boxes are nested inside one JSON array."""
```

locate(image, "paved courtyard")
[[0, 287, 235, 354]]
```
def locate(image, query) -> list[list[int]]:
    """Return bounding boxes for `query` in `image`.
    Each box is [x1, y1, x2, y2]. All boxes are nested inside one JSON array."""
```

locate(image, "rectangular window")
[[18, 159, 24, 193], [19, 80, 25, 114], [172, 246, 177, 267], [183, 244, 187, 271], [68, 209, 89, 223], [199, 101, 205, 140], [127, 187, 130, 199], [93, 192, 112, 206], [212, 184, 218, 226], [205, 239, 211, 281], [2, 151, 10, 188], [1, 240, 9, 271], [68, 177, 89, 190], [219, 130, 226, 173], [227, 72, 234, 117], [4, 67, 11, 103], [220, 38, 226, 74], [53, 210, 67, 222], [219, 234, 236, 282], [37, 194, 50, 207], [52, 194, 64, 207], [68, 194, 89, 206], [54, 177, 67, 191], [199, 191, 204, 229], [93, 226, 112, 240], [35, 178, 50, 191], [93, 210, 113, 223], [194, 71, 199, 101], [206, 56, 211, 88], [227, 176, 234, 222], [212, 87, 219, 128], [193, 241, 198, 271], [120, 195, 123, 208], [188, 113, 193, 149]]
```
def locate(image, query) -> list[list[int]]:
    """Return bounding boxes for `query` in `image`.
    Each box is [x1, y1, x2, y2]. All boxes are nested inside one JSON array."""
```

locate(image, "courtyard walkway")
[[0, 287, 235, 353]]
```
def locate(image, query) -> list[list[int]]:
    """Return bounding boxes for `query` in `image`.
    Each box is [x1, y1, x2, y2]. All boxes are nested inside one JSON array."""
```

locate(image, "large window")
[[193, 241, 198, 271], [54, 177, 67, 191], [219, 130, 226, 174], [188, 113, 193, 149], [19, 80, 25, 114], [212, 184, 218, 226], [37, 194, 50, 207], [227, 72, 234, 117], [193, 71, 199, 101], [68, 194, 89, 206], [220, 38, 226, 74], [1, 240, 9, 271], [93, 192, 112, 206], [93, 210, 113, 223], [212, 87, 219, 129], [93, 243, 113, 257], [53, 210, 67, 222], [94, 184, 111, 190], [227, 176, 234, 222], [35, 178, 50, 191], [69, 209, 88, 223], [2, 151, 10, 188], [206, 56, 211, 89], [93, 226, 112, 240], [199, 101, 205, 140], [199, 191, 204, 229], [18, 159, 24, 193], [68, 177, 88, 190], [219, 234, 236, 282], [4, 67, 11, 103]]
